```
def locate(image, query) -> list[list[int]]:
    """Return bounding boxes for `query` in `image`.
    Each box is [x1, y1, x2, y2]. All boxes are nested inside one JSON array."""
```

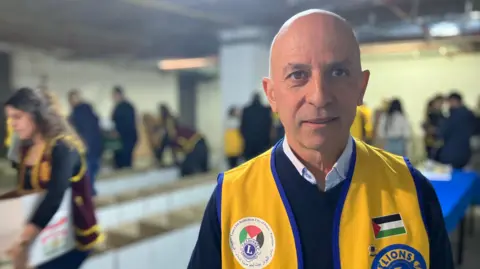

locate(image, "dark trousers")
[[227, 156, 240, 169], [87, 156, 101, 196], [114, 139, 136, 169], [38, 249, 90, 269], [181, 138, 209, 177]]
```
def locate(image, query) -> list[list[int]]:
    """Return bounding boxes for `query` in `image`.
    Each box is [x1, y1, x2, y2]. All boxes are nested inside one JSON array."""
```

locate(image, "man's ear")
[[357, 70, 370, 106], [262, 77, 277, 112]]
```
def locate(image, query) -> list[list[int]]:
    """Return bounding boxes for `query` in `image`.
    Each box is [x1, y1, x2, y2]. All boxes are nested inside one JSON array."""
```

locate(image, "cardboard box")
[[0, 190, 75, 267]]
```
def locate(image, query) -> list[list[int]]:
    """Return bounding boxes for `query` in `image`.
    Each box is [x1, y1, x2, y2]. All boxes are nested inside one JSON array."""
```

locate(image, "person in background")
[[422, 95, 446, 159], [158, 104, 209, 176], [240, 92, 273, 161], [471, 96, 480, 173], [350, 103, 373, 143], [3, 87, 102, 269], [376, 99, 410, 156], [372, 98, 390, 147], [433, 92, 476, 169], [474, 95, 480, 134], [111, 86, 138, 169], [142, 113, 165, 166], [68, 89, 103, 195], [271, 112, 285, 144], [189, 10, 452, 268], [224, 106, 243, 169], [4, 117, 13, 149]]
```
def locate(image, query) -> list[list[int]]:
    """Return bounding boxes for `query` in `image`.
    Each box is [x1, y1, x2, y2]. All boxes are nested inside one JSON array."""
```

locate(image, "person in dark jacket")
[[111, 86, 138, 169], [157, 104, 209, 177], [434, 92, 476, 169], [68, 90, 103, 195], [423, 95, 446, 159], [240, 92, 273, 160]]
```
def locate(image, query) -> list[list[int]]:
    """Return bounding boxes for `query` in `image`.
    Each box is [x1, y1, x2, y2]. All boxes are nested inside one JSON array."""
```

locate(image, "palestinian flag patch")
[[372, 213, 407, 239]]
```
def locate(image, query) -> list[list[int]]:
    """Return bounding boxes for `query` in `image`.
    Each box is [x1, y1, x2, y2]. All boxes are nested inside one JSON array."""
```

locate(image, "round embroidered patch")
[[229, 217, 275, 268], [371, 244, 427, 269]]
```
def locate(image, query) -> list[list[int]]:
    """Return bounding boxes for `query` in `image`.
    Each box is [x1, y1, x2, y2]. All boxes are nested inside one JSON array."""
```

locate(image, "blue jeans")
[[87, 157, 101, 196]]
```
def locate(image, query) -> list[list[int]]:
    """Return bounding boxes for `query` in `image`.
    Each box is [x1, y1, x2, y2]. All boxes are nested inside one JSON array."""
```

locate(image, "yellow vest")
[[224, 128, 244, 157], [351, 105, 373, 141], [218, 139, 429, 269], [4, 118, 13, 147]]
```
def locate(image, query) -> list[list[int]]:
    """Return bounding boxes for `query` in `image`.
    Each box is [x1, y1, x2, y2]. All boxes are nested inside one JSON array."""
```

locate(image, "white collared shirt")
[[282, 136, 353, 191]]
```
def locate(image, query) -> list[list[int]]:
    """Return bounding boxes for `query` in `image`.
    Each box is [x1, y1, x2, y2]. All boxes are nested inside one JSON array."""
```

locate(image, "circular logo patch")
[[372, 244, 427, 269], [229, 217, 275, 268]]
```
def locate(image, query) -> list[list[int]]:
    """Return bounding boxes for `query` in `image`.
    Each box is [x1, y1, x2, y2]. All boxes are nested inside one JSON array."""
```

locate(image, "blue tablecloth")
[[430, 171, 478, 232]]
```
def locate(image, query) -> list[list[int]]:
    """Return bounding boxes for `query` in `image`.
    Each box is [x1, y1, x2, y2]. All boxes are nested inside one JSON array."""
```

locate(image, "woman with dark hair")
[[2, 88, 102, 269], [376, 98, 410, 156]]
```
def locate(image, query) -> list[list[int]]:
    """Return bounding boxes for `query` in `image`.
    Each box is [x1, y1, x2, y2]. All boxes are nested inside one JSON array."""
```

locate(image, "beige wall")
[[10, 47, 179, 118], [196, 79, 223, 169], [8, 46, 179, 160], [362, 52, 480, 134]]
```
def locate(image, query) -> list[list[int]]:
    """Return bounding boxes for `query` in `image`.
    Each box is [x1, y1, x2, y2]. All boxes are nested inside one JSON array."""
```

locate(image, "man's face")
[[69, 93, 79, 107], [263, 15, 369, 150], [113, 92, 121, 103], [447, 98, 460, 109]]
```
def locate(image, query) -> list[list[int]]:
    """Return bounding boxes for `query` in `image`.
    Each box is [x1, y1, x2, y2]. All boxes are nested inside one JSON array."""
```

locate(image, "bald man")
[[188, 10, 453, 269]]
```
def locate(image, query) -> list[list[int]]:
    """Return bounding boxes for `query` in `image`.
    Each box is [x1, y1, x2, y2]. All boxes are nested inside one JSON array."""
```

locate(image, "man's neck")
[[288, 136, 349, 180]]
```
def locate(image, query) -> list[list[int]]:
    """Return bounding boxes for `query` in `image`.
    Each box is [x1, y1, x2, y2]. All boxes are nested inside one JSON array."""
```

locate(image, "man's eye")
[[331, 68, 349, 77], [288, 70, 309, 80]]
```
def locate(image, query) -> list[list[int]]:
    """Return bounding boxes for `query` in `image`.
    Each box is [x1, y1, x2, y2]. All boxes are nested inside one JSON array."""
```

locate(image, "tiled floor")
[[451, 207, 480, 269]]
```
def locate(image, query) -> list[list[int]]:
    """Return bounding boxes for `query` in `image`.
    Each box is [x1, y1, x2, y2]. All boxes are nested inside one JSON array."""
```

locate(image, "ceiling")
[[0, 0, 474, 60]]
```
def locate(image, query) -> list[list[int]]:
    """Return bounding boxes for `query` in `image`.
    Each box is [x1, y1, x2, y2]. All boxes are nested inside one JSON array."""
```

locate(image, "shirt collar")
[[282, 136, 354, 191]]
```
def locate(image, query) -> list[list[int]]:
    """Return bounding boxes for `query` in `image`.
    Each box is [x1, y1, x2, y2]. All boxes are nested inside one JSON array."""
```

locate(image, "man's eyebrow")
[[326, 59, 352, 68], [283, 63, 311, 75]]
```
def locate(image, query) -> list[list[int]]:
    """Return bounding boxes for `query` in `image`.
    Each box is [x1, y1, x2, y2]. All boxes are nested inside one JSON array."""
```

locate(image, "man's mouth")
[[302, 117, 339, 125]]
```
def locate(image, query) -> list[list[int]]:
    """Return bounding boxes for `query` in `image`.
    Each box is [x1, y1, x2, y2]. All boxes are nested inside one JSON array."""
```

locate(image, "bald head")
[[262, 9, 369, 156], [269, 9, 360, 77]]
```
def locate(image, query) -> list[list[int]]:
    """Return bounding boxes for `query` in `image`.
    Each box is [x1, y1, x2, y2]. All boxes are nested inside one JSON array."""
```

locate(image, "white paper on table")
[[420, 171, 452, 181]]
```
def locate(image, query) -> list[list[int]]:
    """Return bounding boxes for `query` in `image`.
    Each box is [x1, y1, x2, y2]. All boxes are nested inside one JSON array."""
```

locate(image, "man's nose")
[[305, 72, 333, 108]]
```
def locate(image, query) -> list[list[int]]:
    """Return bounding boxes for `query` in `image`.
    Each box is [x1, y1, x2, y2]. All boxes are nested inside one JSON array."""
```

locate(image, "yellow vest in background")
[[218, 139, 429, 268], [224, 128, 244, 157], [4, 118, 13, 147], [351, 105, 373, 141], [362, 105, 373, 140]]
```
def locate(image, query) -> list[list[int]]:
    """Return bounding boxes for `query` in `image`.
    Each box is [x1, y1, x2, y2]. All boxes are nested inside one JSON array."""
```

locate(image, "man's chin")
[[299, 131, 349, 151], [298, 135, 329, 151]]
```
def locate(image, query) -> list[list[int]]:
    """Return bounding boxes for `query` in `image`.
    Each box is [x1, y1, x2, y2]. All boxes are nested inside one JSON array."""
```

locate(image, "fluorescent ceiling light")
[[158, 57, 216, 70], [429, 22, 460, 37]]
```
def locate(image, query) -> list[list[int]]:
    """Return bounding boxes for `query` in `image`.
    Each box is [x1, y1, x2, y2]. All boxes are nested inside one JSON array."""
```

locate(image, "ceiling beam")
[[122, 0, 241, 26], [0, 10, 149, 55]]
